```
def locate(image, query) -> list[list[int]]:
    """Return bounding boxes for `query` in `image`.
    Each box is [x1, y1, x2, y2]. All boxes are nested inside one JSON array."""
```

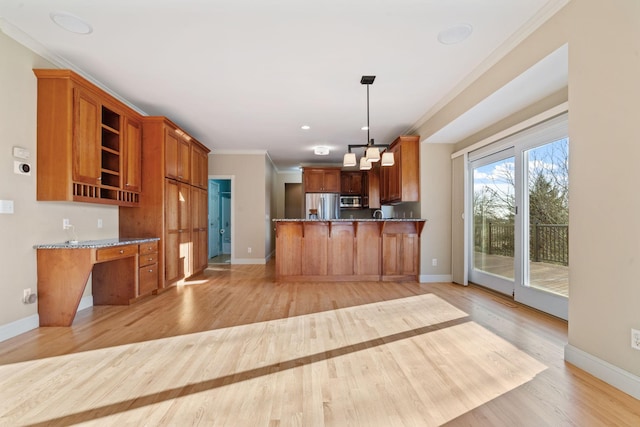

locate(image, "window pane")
[[526, 138, 569, 296], [473, 157, 515, 280]]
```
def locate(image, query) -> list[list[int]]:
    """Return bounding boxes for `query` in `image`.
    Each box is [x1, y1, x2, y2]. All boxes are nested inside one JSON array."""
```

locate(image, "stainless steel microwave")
[[340, 195, 362, 208]]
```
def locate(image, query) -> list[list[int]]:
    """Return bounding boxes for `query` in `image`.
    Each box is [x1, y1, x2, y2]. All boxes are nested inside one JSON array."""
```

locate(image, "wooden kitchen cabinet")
[[381, 221, 421, 281], [340, 172, 363, 195], [380, 135, 420, 204], [366, 166, 380, 209], [165, 127, 191, 184], [119, 117, 210, 290], [191, 144, 209, 189], [72, 88, 101, 186], [275, 219, 424, 282], [34, 69, 141, 206], [138, 241, 159, 296], [303, 168, 341, 193], [191, 186, 209, 274], [165, 178, 191, 283], [123, 116, 142, 193]]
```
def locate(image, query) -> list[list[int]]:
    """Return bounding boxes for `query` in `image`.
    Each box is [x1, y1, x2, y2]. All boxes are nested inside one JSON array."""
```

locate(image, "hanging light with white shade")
[[342, 75, 393, 170]]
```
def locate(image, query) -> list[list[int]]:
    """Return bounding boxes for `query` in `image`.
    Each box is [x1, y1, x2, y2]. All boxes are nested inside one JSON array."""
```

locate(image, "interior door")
[[208, 180, 220, 258], [221, 196, 231, 254]]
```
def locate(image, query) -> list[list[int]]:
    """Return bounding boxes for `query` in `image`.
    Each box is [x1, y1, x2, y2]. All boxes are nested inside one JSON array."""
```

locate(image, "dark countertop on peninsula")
[[34, 237, 160, 249]]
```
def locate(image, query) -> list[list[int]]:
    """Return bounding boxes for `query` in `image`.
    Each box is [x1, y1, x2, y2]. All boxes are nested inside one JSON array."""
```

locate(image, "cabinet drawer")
[[96, 244, 138, 262], [139, 253, 158, 267], [139, 263, 158, 295], [139, 241, 158, 255]]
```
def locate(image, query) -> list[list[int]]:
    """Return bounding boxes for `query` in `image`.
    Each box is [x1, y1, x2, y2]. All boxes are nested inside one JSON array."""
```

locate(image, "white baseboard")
[[0, 295, 94, 343], [420, 274, 453, 283], [0, 314, 39, 343], [564, 344, 640, 399], [232, 258, 267, 265]]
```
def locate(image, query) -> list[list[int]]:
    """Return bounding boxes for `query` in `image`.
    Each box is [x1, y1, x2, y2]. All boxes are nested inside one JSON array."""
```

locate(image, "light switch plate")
[[0, 200, 14, 214], [13, 146, 30, 159]]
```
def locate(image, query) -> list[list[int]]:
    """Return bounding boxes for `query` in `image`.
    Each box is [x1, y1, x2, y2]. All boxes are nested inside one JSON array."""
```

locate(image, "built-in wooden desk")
[[33, 238, 160, 326]]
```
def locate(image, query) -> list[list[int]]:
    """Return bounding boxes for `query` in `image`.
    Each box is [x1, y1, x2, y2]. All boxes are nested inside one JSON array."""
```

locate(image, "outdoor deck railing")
[[474, 222, 569, 266]]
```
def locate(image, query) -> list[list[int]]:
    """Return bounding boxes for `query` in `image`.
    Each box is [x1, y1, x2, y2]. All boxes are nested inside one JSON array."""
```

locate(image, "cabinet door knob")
[[148, 269, 154, 273], [119, 249, 124, 254]]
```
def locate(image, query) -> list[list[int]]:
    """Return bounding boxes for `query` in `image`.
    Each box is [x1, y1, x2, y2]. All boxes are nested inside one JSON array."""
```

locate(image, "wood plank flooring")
[[0, 262, 638, 426]]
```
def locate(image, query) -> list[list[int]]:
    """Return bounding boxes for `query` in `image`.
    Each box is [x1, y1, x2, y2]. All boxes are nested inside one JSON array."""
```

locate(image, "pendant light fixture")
[[343, 75, 394, 169]]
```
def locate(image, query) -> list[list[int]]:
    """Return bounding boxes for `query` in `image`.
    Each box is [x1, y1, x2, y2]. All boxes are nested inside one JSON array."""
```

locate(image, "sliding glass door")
[[468, 114, 569, 319], [470, 149, 516, 296], [515, 137, 569, 318]]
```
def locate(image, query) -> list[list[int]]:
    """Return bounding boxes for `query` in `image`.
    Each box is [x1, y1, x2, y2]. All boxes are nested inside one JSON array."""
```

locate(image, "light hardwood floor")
[[0, 262, 638, 426]]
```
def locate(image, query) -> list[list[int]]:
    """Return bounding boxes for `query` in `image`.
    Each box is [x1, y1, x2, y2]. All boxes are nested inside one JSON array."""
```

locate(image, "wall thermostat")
[[14, 161, 31, 176]]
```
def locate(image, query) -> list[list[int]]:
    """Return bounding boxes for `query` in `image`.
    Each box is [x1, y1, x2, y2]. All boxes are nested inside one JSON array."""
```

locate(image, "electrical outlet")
[[63, 218, 70, 229], [432, 258, 438, 266], [97, 218, 103, 228], [247, 247, 252, 254], [22, 288, 37, 304], [632, 329, 640, 351]]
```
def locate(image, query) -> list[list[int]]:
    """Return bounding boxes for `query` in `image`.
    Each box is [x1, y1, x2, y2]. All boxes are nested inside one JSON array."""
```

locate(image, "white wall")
[[0, 32, 119, 341], [419, 143, 454, 282], [413, 0, 640, 397], [566, 0, 640, 382]]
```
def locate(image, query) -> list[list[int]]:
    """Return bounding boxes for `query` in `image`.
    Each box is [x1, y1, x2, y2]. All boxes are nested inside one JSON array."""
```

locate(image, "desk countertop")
[[34, 237, 160, 250]]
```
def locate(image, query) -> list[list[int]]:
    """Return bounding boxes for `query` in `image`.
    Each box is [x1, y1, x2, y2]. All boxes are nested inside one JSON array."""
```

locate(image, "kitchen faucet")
[[373, 209, 383, 219]]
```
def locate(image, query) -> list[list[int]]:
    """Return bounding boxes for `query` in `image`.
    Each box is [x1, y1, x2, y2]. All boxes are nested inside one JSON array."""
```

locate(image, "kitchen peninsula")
[[274, 219, 425, 282]]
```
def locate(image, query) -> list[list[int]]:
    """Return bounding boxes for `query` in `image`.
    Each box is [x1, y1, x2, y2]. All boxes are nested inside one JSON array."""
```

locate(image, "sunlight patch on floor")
[[0, 294, 547, 426]]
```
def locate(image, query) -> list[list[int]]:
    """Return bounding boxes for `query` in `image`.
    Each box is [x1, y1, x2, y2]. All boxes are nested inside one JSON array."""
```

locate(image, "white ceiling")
[[0, 0, 567, 171]]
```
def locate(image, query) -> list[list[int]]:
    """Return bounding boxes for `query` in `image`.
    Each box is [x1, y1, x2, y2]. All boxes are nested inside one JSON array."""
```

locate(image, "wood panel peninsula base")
[[274, 219, 426, 282]]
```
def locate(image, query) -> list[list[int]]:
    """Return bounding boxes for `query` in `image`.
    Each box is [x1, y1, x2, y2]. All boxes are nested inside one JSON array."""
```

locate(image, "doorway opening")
[[209, 178, 232, 264], [284, 183, 303, 218]]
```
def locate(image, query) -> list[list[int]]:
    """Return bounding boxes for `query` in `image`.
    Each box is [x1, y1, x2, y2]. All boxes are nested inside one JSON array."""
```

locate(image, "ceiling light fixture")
[[343, 75, 394, 170], [314, 146, 330, 156], [50, 11, 93, 35], [301, 125, 310, 130]]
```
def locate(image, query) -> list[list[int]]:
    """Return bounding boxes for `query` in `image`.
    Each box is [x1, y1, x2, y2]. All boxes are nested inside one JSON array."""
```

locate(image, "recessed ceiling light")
[[438, 23, 473, 45], [314, 146, 330, 156], [301, 125, 310, 130], [50, 11, 93, 35]]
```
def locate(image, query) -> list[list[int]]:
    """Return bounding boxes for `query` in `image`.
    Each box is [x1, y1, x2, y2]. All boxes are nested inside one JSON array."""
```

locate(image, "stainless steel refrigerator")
[[305, 193, 340, 219]]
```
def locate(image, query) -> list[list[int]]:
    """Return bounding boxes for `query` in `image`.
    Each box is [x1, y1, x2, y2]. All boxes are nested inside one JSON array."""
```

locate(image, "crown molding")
[[0, 18, 148, 116], [408, 0, 570, 134]]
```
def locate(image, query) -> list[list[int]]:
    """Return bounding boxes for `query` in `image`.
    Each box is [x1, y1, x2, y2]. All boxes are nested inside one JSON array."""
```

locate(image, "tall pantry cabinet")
[[119, 117, 210, 290]]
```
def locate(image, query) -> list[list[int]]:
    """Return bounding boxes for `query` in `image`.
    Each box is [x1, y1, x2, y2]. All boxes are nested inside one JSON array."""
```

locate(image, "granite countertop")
[[272, 218, 425, 222], [34, 237, 160, 249]]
